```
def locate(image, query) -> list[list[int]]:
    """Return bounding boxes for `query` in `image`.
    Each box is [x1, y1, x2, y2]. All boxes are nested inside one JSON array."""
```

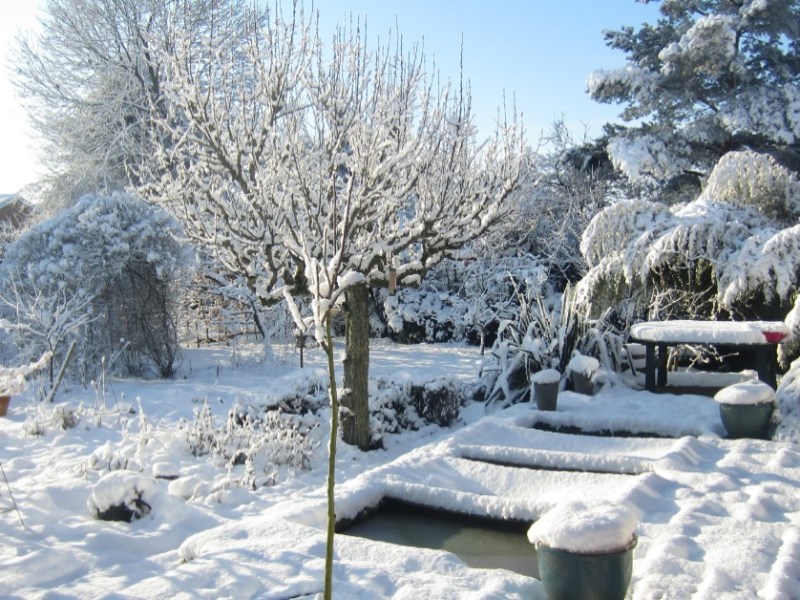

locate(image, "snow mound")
[[714, 379, 776, 405], [527, 499, 638, 553], [566, 355, 599, 376], [531, 369, 561, 384], [88, 471, 158, 522]]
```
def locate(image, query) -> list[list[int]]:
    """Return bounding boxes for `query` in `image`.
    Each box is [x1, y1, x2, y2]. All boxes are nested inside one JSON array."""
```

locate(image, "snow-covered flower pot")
[[531, 369, 561, 411], [714, 380, 775, 440], [0, 395, 10, 417], [528, 500, 638, 600], [567, 355, 599, 396]]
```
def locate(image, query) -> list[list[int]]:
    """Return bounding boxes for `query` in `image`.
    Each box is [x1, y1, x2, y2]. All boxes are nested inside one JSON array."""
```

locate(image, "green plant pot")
[[537, 536, 637, 600], [719, 402, 773, 440], [534, 381, 559, 411], [571, 372, 594, 395]]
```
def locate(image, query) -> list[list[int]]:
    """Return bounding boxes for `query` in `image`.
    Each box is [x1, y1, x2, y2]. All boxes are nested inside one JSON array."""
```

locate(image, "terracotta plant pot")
[[719, 402, 773, 440], [534, 381, 559, 411], [0, 395, 10, 417], [537, 535, 637, 600]]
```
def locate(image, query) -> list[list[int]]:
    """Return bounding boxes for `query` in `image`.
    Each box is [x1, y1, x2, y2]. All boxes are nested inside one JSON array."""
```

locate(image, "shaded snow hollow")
[[1, 341, 800, 599]]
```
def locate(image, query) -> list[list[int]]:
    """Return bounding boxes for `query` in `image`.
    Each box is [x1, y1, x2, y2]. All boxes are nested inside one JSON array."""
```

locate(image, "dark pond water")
[[339, 499, 538, 579]]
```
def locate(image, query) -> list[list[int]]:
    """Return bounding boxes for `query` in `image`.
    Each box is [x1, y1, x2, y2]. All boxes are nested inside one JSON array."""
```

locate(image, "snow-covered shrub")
[[88, 471, 157, 522], [183, 400, 220, 458], [384, 287, 464, 343], [578, 196, 798, 324], [408, 378, 463, 427], [380, 257, 550, 348], [481, 285, 623, 406], [87, 441, 138, 473], [179, 394, 321, 489], [24, 401, 81, 436], [367, 376, 467, 447], [700, 150, 800, 224], [1, 192, 188, 381], [773, 360, 800, 444]]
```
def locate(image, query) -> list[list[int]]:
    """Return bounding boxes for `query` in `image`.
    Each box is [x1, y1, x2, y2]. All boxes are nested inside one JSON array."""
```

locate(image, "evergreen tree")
[[589, 0, 800, 197]]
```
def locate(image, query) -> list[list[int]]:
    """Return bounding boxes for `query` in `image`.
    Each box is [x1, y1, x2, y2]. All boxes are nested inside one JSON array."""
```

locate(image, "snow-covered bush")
[[578, 195, 798, 322], [88, 471, 157, 522], [408, 378, 463, 427], [700, 150, 800, 224], [368, 376, 467, 447], [181, 399, 320, 481], [381, 256, 550, 348], [481, 285, 623, 406], [1, 192, 188, 382], [384, 287, 464, 344], [774, 361, 800, 444]]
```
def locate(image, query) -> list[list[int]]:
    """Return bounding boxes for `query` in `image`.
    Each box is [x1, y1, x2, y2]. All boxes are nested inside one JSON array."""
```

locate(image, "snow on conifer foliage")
[[578, 187, 800, 362], [588, 0, 800, 192], [0, 192, 188, 379]]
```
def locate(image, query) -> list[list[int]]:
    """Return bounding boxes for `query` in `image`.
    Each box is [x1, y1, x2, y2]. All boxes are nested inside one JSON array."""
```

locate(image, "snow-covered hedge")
[[1, 192, 188, 380], [381, 257, 550, 347]]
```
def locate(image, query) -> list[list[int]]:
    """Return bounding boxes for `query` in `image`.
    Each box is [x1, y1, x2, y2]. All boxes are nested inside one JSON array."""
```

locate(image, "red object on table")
[[763, 331, 787, 343]]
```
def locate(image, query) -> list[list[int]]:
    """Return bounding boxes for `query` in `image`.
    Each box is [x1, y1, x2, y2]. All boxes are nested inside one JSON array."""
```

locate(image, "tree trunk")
[[323, 315, 338, 600], [342, 281, 371, 450]]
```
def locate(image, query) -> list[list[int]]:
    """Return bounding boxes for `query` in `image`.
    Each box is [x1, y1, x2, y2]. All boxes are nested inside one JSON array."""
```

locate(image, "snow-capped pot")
[[527, 499, 638, 553], [529, 499, 638, 600], [567, 354, 599, 395], [567, 355, 600, 377], [715, 380, 775, 440], [713, 379, 775, 405], [530, 369, 561, 385]]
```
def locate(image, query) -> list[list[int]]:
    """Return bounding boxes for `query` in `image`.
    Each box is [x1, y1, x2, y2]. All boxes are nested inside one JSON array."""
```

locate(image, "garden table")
[[629, 320, 789, 391]]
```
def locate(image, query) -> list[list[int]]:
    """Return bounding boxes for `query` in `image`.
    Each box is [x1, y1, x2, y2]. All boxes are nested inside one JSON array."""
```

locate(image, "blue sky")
[[317, 1, 660, 137], [0, 1, 661, 194]]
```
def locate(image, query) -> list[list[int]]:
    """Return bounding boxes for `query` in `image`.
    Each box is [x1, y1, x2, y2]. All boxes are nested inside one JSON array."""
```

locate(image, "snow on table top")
[[630, 320, 789, 345]]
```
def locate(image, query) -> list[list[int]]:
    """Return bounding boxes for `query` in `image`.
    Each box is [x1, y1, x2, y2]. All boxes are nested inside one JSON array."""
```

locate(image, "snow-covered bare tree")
[[588, 0, 800, 197], [501, 121, 636, 285], [12, 0, 261, 211], [140, 6, 525, 452]]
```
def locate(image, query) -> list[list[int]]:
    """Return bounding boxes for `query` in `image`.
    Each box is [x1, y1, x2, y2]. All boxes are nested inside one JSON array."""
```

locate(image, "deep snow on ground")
[[1, 340, 800, 599]]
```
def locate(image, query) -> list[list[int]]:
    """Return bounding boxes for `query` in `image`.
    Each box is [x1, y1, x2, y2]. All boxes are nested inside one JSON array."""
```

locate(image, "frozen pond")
[[340, 499, 538, 578]]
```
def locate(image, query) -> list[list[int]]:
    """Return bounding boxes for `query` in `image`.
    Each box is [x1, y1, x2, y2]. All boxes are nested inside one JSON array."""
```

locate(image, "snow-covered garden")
[[2, 340, 800, 598], [3, 0, 800, 598]]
